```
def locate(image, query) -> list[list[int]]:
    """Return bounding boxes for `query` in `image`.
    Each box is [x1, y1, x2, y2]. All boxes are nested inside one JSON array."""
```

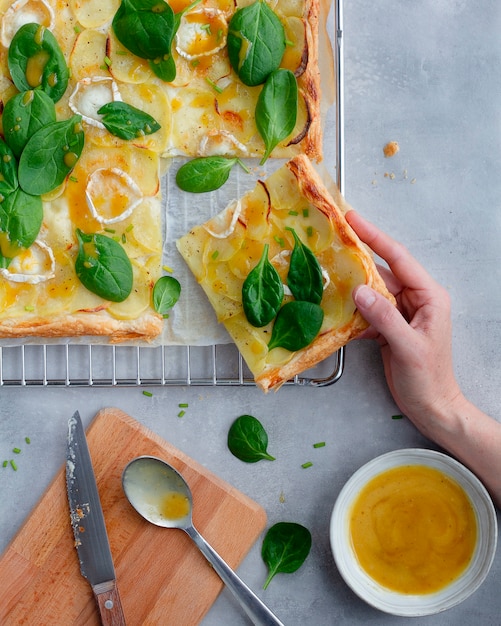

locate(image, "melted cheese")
[[0, 0, 55, 48]]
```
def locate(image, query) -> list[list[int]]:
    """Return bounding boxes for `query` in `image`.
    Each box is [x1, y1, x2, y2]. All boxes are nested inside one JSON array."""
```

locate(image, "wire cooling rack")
[[0, 343, 344, 387], [0, 0, 345, 389]]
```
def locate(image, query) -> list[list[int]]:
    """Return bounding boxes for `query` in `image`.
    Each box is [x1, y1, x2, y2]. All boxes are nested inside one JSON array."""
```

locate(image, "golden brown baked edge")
[[0, 312, 163, 343], [254, 155, 395, 392]]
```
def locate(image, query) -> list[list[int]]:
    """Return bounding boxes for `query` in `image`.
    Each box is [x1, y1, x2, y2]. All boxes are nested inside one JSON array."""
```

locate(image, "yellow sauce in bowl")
[[349, 465, 477, 594]]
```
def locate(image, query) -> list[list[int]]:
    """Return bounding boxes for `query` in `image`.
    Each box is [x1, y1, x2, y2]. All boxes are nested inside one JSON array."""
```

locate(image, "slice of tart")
[[177, 155, 394, 391]]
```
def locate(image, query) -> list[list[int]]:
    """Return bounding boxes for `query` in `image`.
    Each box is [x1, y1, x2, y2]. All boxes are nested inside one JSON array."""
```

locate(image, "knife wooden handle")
[[92, 580, 126, 626]]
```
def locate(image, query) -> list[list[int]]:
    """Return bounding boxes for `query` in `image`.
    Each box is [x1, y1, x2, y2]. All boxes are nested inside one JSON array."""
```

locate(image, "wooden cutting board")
[[0, 407, 267, 625]]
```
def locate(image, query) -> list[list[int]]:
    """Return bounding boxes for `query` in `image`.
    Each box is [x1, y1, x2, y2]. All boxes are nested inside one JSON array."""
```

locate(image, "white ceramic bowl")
[[330, 449, 497, 616]]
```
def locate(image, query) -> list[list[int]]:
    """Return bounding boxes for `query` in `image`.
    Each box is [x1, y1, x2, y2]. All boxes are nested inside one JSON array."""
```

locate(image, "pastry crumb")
[[383, 141, 400, 158]]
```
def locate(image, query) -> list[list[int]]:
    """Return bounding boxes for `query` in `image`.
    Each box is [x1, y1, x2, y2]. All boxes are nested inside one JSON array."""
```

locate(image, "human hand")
[[346, 210, 463, 434]]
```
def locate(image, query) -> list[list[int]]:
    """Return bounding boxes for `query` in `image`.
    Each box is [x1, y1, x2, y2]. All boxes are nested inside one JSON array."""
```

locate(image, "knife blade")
[[66, 411, 126, 626]]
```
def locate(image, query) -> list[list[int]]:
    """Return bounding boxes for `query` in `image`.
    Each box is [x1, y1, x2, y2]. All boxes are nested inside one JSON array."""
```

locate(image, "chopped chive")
[[288, 210, 299, 216], [236, 158, 251, 174], [12, 448, 21, 454], [10, 460, 17, 471], [162, 265, 173, 273], [306, 226, 314, 237], [162, 313, 170, 319], [104, 227, 116, 233], [116, 50, 128, 56], [211, 250, 219, 260], [392, 414, 404, 420], [178, 403, 189, 408], [191, 59, 200, 67], [302, 208, 309, 218], [313, 442, 325, 448], [104, 56, 112, 67], [69, 175, 78, 183], [24, 305, 34, 312], [200, 23, 211, 34], [178, 410, 186, 418], [142, 390, 153, 397], [205, 77, 223, 93], [25, 437, 31, 444], [125, 223, 134, 232], [274, 235, 285, 247], [121, 233, 126, 243], [301, 461, 313, 469], [112, 236, 120, 242], [2, 460, 7, 468]]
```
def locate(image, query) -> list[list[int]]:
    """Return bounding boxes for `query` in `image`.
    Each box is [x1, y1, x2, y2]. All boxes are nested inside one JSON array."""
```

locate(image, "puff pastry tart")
[[177, 155, 394, 391], [0, 0, 322, 342]]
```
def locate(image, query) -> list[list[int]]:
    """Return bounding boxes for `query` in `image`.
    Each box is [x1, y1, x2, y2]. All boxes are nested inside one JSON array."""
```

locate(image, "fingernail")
[[354, 284, 376, 308]]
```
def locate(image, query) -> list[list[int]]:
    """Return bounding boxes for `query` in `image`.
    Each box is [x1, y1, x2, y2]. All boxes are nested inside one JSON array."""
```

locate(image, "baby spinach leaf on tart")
[[8, 23, 69, 103]]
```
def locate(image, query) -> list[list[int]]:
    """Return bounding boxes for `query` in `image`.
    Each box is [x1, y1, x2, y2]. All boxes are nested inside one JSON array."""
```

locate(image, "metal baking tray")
[[0, 0, 345, 389]]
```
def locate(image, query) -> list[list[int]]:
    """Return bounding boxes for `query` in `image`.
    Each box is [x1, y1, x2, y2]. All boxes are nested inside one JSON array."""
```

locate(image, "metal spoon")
[[122, 455, 284, 626]]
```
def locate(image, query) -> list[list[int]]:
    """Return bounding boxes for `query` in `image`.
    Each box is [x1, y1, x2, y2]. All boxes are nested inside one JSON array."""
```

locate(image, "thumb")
[[353, 284, 413, 351]]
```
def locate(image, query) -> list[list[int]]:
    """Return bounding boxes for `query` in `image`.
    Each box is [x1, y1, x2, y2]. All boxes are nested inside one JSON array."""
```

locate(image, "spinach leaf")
[[242, 243, 284, 327], [261, 522, 312, 589], [97, 101, 161, 140], [74, 229, 133, 302], [112, 0, 176, 59], [8, 23, 69, 103], [149, 54, 176, 83], [153, 275, 181, 315], [2, 89, 56, 158], [227, 0, 286, 86], [0, 188, 43, 260], [18, 115, 84, 196], [256, 69, 298, 165], [227, 414, 275, 463], [176, 156, 249, 193], [286, 227, 323, 304], [112, 0, 201, 83], [0, 139, 18, 197], [268, 300, 323, 352]]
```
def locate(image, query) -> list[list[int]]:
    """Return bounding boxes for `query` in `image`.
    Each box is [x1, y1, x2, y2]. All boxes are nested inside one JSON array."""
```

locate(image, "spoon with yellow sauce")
[[122, 456, 284, 626]]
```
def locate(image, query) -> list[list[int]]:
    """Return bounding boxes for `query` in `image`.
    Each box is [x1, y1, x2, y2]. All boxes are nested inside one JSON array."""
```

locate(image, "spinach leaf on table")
[[2, 90, 56, 158], [242, 243, 284, 327], [18, 115, 84, 196], [97, 101, 161, 140], [286, 227, 323, 305], [268, 300, 323, 352], [74, 229, 133, 302], [262, 522, 312, 589], [227, 0, 286, 86], [8, 23, 69, 103], [227, 414, 275, 463], [256, 69, 298, 165]]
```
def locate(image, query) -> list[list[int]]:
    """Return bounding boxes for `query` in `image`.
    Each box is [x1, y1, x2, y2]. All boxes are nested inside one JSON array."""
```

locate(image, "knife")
[[66, 411, 126, 626]]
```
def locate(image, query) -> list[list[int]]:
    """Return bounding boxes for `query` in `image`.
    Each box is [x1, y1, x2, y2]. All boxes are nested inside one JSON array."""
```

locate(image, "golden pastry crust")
[[178, 155, 395, 392], [0, 312, 163, 342]]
